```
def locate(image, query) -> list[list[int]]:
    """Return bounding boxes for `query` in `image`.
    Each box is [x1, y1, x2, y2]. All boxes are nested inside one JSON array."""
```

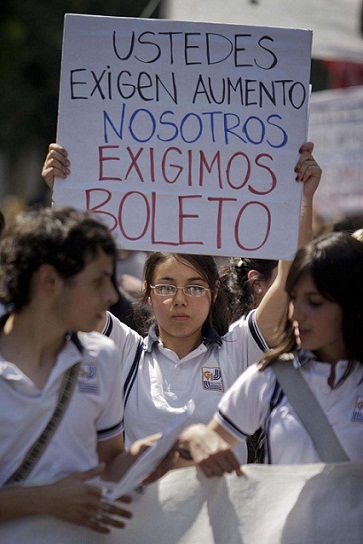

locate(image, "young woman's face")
[[58, 250, 119, 333], [289, 273, 345, 364], [149, 256, 215, 352]]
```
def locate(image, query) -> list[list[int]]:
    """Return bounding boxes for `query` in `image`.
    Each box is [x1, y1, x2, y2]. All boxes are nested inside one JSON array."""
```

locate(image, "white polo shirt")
[[0, 332, 123, 487], [215, 350, 363, 464], [103, 310, 267, 462]]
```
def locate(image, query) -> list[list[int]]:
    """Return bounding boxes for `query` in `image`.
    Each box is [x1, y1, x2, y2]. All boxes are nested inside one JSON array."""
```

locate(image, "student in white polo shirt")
[[0, 207, 171, 537], [41, 141, 322, 465], [99, 143, 321, 466], [179, 231, 363, 473]]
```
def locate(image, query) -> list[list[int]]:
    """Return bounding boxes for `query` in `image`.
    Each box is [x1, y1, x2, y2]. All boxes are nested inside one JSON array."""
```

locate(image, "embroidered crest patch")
[[352, 397, 363, 422], [202, 367, 224, 392], [78, 364, 99, 393]]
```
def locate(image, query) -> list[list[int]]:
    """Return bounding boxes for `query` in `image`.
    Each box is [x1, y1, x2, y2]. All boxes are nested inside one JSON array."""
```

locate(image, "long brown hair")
[[260, 232, 363, 369]]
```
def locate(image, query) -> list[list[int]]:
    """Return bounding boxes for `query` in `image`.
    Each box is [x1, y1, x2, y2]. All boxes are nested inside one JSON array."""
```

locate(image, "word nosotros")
[[102, 104, 289, 147]]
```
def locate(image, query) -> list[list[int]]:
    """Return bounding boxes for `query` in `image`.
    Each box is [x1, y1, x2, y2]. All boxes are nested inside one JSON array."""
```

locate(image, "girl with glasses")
[[99, 143, 321, 467], [42, 141, 321, 467]]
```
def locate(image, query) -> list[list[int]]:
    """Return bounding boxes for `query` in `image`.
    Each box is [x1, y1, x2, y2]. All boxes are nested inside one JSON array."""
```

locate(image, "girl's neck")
[[158, 332, 203, 359]]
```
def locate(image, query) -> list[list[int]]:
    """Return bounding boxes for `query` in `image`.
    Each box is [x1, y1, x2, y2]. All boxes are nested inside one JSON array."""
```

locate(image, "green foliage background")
[[0, 0, 153, 154]]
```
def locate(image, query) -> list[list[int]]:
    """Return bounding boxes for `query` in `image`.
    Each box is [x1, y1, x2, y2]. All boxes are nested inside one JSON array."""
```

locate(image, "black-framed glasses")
[[150, 284, 210, 297]]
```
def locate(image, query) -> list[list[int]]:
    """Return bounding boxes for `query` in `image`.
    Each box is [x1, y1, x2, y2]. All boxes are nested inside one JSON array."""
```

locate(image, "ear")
[[144, 281, 152, 306], [247, 270, 262, 294], [247, 270, 259, 283], [35, 264, 60, 293]]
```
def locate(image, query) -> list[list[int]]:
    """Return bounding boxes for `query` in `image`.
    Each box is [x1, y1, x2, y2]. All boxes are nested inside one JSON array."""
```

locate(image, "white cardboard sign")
[[55, 14, 312, 259], [1, 463, 362, 543]]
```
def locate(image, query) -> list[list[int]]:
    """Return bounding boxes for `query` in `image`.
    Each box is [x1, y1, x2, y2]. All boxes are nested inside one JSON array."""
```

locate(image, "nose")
[[288, 301, 295, 321], [107, 281, 119, 307], [289, 299, 303, 324], [173, 287, 187, 304]]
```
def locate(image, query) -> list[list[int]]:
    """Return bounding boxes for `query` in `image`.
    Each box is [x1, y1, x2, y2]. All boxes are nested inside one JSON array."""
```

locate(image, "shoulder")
[[77, 330, 118, 362], [221, 310, 267, 378], [78, 329, 116, 351], [75, 331, 122, 388], [219, 362, 277, 412], [228, 314, 247, 331], [102, 311, 143, 351], [226, 310, 268, 350]]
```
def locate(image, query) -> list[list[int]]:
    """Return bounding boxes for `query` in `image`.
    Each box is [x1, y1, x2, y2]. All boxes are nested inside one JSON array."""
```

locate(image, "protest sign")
[[54, 14, 312, 258], [308, 86, 363, 220], [1, 463, 362, 543]]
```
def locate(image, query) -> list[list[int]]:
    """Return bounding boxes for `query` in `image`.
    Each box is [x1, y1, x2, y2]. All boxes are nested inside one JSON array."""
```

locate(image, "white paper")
[[55, 14, 312, 259], [104, 399, 195, 500], [1, 462, 362, 543]]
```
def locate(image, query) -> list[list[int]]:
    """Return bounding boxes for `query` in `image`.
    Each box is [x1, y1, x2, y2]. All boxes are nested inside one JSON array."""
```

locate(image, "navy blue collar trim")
[[202, 324, 223, 347], [295, 349, 317, 367]]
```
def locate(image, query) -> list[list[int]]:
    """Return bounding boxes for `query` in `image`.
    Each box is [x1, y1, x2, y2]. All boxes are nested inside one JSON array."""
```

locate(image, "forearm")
[[0, 486, 49, 522], [256, 183, 316, 348], [298, 193, 314, 248], [102, 450, 135, 483], [256, 260, 289, 348]]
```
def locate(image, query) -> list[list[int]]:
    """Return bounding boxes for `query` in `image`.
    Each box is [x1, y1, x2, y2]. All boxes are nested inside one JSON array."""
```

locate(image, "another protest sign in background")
[[309, 85, 363, 222], [54, 14, 312, 259]]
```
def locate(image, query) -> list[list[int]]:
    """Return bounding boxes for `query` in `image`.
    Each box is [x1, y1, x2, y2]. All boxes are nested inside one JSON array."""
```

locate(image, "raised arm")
[[255, 142, 322, 347]]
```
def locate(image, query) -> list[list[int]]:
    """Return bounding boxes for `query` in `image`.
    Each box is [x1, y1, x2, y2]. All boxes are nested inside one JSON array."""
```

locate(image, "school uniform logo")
[[78, 364, 99, 394], [352, 397, 363, 422], [202, 367, 224, 392]]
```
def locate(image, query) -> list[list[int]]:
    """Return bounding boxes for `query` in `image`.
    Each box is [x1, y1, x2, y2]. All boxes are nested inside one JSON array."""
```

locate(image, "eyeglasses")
[[150, 284, 210, 297]]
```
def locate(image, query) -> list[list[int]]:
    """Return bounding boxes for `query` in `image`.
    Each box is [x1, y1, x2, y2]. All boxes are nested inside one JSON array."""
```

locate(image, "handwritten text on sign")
[[55, 15, 312, 258]]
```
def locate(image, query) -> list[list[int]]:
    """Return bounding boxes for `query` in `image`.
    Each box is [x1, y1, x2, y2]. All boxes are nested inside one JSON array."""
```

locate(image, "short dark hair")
[[0, 206, 117, 311]]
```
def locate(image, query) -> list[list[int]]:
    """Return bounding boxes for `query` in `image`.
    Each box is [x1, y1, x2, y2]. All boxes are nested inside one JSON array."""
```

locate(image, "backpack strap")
[[4, 333, 83, 486], [272, 354, 350, 463], [123, 340, 144, 409]]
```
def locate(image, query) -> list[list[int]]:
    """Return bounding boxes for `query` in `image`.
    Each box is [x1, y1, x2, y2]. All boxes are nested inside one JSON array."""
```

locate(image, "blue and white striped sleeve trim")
[[97, 421, 123, 441], [214, 409, 249, 442], [102, 311, 113, 337], [247, 310, 269, 352]]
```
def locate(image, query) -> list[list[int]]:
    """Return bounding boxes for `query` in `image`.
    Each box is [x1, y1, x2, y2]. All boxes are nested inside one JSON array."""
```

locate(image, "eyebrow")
[[156, 275, 206, 283], [292, 290, 322, 297]]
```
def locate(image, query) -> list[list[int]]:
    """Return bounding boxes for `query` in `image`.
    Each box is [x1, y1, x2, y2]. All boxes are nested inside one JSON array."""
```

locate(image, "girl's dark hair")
[[261, 231, 363, 368], [0, 206, 117, 311], [134, 252, 231, 336], [220, 257, 278, 321]]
